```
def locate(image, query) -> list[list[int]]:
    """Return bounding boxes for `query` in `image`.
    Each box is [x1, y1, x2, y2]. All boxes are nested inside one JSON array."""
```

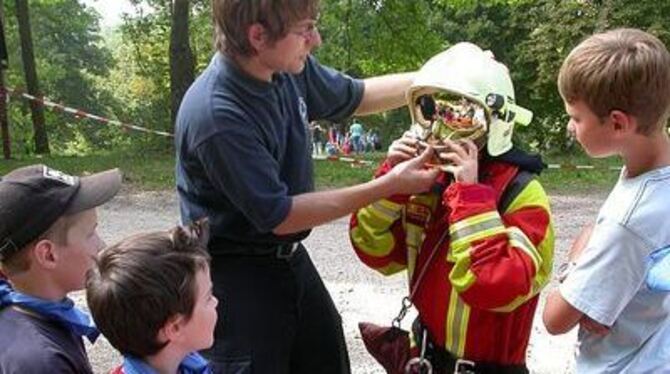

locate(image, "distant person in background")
[[334, 122, 346, 147], [311, 122, 324, 155], [372, 129, 382, 150], [349, 118, 365, 154]]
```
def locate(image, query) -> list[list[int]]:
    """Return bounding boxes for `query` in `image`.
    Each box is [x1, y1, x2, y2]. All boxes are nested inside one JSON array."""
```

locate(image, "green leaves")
[[4, 0, 668, 156], [316, 0, 670, 153]]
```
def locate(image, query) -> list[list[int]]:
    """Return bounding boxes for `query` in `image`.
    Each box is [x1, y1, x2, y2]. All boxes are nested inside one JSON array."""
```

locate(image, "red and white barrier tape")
[[0, 87, 625, 171], [546, 164, 621, 171], [314, 156, 621, 171], [0, 87, 173, 138], [313, 155, 373, 165]]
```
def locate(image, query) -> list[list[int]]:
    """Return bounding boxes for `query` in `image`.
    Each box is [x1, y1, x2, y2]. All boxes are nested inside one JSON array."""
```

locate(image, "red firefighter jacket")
[[350, 160, 554, 365]]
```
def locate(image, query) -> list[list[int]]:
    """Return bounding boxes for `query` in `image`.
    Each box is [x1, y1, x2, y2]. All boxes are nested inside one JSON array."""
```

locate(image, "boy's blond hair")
[[558, 28, 670, 134]]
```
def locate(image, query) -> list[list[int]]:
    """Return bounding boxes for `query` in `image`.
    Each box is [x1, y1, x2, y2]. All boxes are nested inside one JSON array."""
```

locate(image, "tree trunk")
[[169, 0, 195, 129], [15, 0, 49, 154], [0, 4, 9, 159], [0, 70, 9, 160]]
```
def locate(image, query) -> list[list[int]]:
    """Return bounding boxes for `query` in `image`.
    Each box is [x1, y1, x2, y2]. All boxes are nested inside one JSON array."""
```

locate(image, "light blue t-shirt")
[[349, 122, 364, 138], [560, 166, 670, 373]]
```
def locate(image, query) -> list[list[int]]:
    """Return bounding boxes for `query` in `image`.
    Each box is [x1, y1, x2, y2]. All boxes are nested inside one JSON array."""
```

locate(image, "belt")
[[275, 242, 301, 259], [412, 319, 528, 374], [208, 237, 302, 258]]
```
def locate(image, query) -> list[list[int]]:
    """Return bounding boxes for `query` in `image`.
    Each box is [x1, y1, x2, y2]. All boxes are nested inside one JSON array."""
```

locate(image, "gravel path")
[[76, 189, 607, 373]]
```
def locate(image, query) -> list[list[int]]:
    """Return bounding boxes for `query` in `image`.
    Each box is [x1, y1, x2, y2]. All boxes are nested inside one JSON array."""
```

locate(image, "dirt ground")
[[75, 189, 607, 373]]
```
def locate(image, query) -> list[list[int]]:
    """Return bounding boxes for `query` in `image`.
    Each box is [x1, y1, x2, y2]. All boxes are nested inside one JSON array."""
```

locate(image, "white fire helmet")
[[407, 42, 532, 156]]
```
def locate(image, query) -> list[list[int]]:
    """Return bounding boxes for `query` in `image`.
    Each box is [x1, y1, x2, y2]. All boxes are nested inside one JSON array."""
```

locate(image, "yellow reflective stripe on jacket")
[[504, 179, 549, 214], [505, 179, 555, 294], [375, 262, 408, 276], [406, 222, 423, 248], [351, 199, 403, 258], [444, 288, 471, 356], [370, 200, 403, 222], [493, 180, 555, 312], [493, 227, 554, 312], [508, 227, 542, 270], [448, 179, 555, 311], [449, 211, 506, 260]]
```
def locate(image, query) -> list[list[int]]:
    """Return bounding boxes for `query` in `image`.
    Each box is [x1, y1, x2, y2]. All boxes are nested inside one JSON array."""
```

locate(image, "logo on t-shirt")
[[298, 97, 308, 126]]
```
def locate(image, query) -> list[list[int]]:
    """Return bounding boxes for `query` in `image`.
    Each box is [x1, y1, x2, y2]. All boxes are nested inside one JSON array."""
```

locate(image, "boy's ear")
[[248, 23, 267, 53], [160, 314, 186, 342], [609, 110, 637, 135], [32, 239, 58, 270]]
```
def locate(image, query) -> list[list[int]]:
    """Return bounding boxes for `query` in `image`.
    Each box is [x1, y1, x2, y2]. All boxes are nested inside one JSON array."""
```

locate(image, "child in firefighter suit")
[[349, 43, 555, 374]]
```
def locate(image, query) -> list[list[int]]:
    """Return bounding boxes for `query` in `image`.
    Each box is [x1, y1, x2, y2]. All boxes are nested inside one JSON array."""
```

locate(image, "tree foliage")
[[3, 0, 116, 155], [15, 0, 48, 154], [2, 0, 669, 157]]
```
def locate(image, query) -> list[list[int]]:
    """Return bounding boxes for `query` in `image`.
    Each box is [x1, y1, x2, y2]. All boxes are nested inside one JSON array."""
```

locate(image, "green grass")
[[0, 149, 621, 194], [538, 152, 621, 194], [0, 150, 175, 191]]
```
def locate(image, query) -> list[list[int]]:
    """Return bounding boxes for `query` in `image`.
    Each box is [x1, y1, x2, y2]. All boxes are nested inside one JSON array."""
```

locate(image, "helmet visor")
[[414, 92, 488, 148]]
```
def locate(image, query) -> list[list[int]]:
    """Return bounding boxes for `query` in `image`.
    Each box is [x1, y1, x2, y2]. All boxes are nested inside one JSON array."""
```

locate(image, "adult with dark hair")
[[174, 0, 440, 372]]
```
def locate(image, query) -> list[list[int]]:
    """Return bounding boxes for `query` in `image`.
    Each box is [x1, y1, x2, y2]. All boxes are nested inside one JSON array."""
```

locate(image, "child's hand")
[[438, 139, 479, 184]]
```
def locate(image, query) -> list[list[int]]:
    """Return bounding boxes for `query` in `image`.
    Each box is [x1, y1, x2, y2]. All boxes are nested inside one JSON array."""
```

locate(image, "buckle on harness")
[[276, 242, 299, 259], [454, 358, 476, 374]]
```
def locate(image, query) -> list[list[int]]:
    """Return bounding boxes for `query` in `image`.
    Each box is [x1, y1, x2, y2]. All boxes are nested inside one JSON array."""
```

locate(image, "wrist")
[[376, 170, 400, 197], [374, 160, 394, 179]]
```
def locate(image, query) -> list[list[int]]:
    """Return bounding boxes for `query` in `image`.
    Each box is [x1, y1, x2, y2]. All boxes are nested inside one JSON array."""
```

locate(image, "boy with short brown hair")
[[86, 221, 217, 374], [0, 164, 121, 373], [212, 0, 319, 57], [543, 28, 670, 373]]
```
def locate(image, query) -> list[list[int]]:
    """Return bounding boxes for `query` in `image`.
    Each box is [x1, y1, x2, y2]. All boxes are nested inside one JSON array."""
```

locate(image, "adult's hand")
[[387, 146, 440, 195], [386, 131, 420, 167]]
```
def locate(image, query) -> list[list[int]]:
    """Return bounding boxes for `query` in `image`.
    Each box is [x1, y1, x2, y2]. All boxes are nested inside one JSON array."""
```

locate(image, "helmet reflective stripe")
[[407, 42, 533, 156]]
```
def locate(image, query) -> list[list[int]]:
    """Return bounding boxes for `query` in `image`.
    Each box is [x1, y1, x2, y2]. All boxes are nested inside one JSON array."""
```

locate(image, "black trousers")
[[412, 319, 528, 374], [202, 244, 351, 374]]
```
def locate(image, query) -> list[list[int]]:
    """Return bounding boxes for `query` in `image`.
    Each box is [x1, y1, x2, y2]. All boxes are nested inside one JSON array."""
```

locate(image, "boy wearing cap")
[[0, 164, 121, 373]]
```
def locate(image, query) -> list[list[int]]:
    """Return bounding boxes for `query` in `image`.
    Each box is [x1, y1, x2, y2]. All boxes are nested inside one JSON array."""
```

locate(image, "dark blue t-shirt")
[[175, 54, 364, 254], [0, 307, 93, 374]]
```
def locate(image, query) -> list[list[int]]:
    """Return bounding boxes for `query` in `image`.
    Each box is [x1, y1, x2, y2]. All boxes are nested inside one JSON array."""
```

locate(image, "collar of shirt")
[[0, 279, 99, 342], [122, 352, 212, 374]]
